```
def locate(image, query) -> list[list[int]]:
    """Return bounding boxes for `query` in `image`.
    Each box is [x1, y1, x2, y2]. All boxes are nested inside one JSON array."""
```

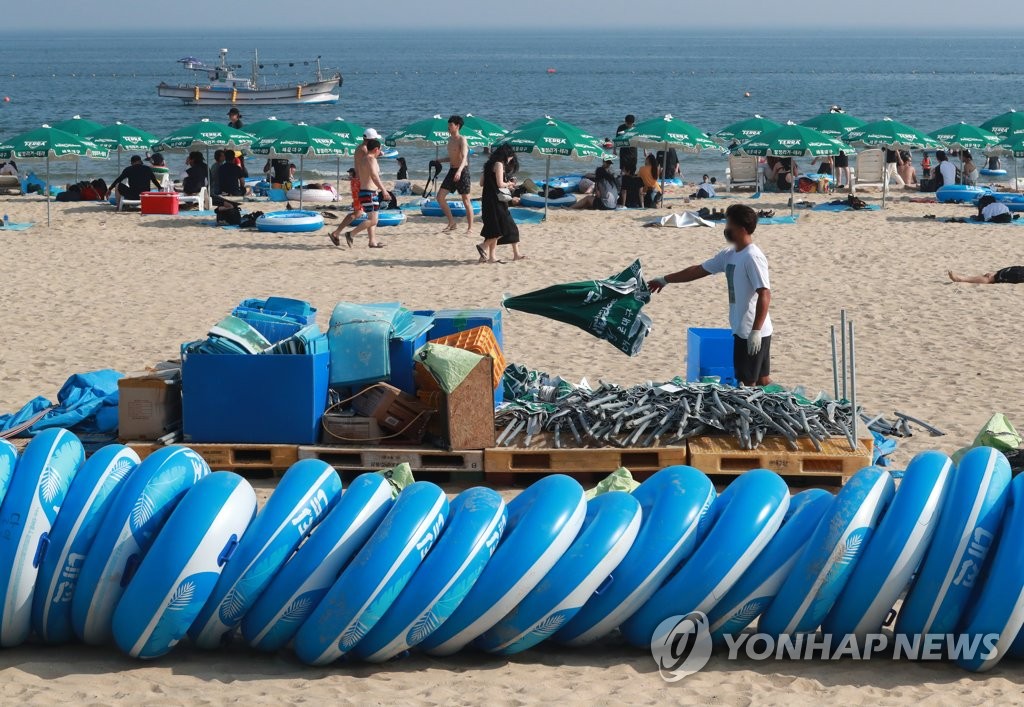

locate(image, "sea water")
[[0, 29, 1021, 183]]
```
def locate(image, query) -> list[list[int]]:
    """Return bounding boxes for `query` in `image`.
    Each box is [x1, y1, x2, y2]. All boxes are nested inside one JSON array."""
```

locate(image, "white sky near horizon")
[[5, 0, 1024, 31]]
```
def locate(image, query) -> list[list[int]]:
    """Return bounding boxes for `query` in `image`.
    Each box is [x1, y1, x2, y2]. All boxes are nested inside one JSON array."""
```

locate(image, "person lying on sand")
[[949, 267, 1024, 284]]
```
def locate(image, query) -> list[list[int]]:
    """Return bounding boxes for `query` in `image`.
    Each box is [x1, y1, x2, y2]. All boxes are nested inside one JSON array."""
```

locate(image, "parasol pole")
[[336, 155, 341, 194], [46, 152, 51, 227], [299, 154, 305, 210], [790, 153, 796, 217], [543, 154, 551, 222], [660, 140, 667, 205]]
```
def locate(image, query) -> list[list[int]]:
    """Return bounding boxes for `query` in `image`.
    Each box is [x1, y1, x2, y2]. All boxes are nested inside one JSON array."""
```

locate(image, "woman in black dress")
[[478, 144, 523, 263]]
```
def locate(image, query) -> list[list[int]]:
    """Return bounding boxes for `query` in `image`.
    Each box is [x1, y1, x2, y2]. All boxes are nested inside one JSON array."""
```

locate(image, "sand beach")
[[2, 183, 1024, 703]]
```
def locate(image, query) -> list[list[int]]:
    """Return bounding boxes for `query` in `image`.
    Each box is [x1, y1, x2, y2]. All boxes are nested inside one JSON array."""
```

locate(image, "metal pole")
[[299, 154, 304, 210], [840, 309, 848, 400], [849, 320, 858, 451], [543, 155, 551, 222], [660, 141, 667, 206], [46, 153, 51, 227], [830, 325, 839, 400], [336, 154, 341, 194], [790, 169, 795, 217]]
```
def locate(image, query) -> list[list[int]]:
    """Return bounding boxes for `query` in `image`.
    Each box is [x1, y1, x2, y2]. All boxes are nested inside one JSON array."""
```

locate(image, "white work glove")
[[747, 330, 763, 355], [649, 276, 669, 292]]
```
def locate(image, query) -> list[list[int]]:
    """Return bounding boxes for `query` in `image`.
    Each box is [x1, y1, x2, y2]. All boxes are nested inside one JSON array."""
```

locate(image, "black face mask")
[[723, 226, 735, 243]]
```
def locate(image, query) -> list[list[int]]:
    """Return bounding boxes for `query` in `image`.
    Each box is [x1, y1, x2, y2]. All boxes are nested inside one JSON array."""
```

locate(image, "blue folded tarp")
[[328, 302, 408, 388], [0, 369, 123, 436]]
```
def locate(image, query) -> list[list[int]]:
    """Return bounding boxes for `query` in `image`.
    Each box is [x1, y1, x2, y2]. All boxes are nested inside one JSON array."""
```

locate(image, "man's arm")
[[455, 137, 468, 177], [109, 167, 129, 190], [648, 264, 711, 293], [370, 163, 389, 198], [752, 288, 771, 332]]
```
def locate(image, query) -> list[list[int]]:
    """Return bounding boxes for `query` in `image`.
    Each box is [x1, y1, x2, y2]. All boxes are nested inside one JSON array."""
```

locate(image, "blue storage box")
[[233, 297, 317, 344], [686, 328, 735, 384], [389, 314, 434, 395], [182, 336, 329, 444], [415, 308, 505, 350]]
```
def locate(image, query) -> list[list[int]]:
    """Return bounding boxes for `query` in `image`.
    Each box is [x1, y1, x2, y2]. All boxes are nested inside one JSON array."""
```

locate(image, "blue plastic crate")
[[415, 308, 504, 350], [182, 337, 329, 444], [389, 314, 434, 395], [686, 328, 735, 383], [233, 297, 318, 344]]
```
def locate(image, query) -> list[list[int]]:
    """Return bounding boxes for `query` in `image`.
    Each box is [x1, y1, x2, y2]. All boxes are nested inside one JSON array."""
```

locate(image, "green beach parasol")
[[462, 113, 508, 142], [715, 115, 782, 145], [992, 138, 1024, 192], [503, 259, 653, 356], [243, 117, 294, 140], [980, 110, 1024, 142], [385, 114, 488, 156], [739, 122, 848, 214], [87, 121, 159, 172], [0, 124, 107, 225], [155, 119, 255, 201], [846, 118, 940, 207], [929, 123, 1000, 185], [800, 111, 867, 138], [314, 118, 367, 190], [250, 122, 356, 209], [615, 113, 719, 195], [503, 116, 604, 220], [51, 115, 104, 137]]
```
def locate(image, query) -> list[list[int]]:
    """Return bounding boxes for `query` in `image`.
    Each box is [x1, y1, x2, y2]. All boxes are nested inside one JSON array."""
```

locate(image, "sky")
[[6, 0, 1024, 31]]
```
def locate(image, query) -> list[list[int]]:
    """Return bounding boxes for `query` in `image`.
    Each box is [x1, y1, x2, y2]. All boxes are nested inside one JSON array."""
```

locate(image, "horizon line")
[[4, 25, 1024, 34]]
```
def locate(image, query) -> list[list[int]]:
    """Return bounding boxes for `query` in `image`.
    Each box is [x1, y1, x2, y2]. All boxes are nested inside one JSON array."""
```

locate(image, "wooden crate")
[[297, 446, 484, 482], [127, 442, 299, 476], [687, 436, 872, 480], [483, 446, 688, 485]]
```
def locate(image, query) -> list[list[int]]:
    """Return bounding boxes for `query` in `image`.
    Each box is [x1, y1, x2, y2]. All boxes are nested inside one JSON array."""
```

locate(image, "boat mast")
[[316, 56, 322, 82], [253, 48, 259, 88]]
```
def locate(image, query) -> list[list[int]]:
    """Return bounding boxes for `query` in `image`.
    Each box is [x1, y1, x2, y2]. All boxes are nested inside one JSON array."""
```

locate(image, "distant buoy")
[[2, 97, 9, 103], [547, 68, 557, 74], [744, 92, 751, 98]]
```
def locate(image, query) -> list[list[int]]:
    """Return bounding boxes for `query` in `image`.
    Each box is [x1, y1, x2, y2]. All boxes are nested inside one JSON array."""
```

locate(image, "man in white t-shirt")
[[937, 151, 957, 187], [648, 204, 773, 386]]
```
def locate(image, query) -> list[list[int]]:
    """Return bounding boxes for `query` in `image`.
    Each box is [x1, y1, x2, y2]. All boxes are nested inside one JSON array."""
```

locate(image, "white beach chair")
[[0, 175, 20, 195], [726, 155, 761, 192], [852, 149, 885, 194], [178, 187, 210, 211]]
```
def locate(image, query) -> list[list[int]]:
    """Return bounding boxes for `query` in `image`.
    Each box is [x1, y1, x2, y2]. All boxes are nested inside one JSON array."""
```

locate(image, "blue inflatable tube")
[[555, 466, 716, 646], [708, 489, 833, 644], [420, 199, 482, 217], [190, 460, 341, 649], [980, 168, 1008, 178], [256, 210, 325, 233], [519, 192, 576, 209], [539, 175, 583, 193], [71, 445, 210, 645], [351, 210, 407, 227], [759, 467, 894, 637], [419, 474, 586, 656], [955, 471, 1024, 672], [32, 445, 140, 644], [896, 446, 1010, 638], [293, 481, 449, 665], [936, 184, 992, 203], [823, 451, 952, 639], [0, 429, 84, 647], [241, 474, 393, 652], [112, 473, 258, 659], [355, 487, 507, 662], [476, 491, 642, 655], [619, 469, 790, 648], [0, 440, 16, 506]]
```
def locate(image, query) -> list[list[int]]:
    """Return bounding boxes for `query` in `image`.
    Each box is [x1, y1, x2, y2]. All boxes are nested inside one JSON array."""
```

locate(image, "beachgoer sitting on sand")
[[0, 160, 18, 176], [771, 157, 797, 192], [639, 154, 662, 207], [937, 151, 957, 187], [109, 155, 162, 203], [973, 195, 1013, 223], [619, 166, 644, 208], [692, 175, 717, 199], [899, 151, 918, 186], [949, 267, 1024, 284], [572, 158, 619, 210]]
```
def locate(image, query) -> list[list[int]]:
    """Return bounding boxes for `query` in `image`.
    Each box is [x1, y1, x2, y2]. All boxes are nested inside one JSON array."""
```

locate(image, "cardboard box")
[[320, 413, 382, 445], [351, 383, 431, 443], [415, 357, 495, 450], [118, 373, 182, 441]]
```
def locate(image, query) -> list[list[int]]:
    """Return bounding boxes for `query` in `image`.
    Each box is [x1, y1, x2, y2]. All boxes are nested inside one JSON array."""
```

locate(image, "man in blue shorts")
[[648, 204, 773, 386], [342, 139, 391, 248]]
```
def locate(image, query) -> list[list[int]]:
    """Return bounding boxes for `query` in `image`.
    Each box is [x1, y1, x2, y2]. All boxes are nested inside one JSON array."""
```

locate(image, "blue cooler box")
[[686, 327, 736, 386], [232, 297, 318, 344], [416, 308, 505, 350], [389, 314, 434, 395], [182, 337, 329, 444]]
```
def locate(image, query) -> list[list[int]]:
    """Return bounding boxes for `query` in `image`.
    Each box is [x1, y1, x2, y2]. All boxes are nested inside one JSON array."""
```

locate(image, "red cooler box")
[[141, 192, 179, 215]]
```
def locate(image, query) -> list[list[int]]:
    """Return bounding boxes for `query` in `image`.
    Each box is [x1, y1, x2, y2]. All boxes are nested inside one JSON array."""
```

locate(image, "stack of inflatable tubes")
[[1, 430, 1021, 672]]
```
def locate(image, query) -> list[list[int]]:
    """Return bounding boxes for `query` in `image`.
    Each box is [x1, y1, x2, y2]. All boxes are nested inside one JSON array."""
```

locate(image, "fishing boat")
[[157, 49, 341, 106]]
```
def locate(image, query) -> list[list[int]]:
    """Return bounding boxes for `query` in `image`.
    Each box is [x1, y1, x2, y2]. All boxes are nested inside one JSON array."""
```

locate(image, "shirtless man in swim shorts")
[[340, 138, 390, 248], [329, 129, 386, 247], [436, 115, 473, 233]]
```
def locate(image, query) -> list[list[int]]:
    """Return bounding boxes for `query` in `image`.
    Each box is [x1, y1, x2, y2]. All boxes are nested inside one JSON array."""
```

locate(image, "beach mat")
[[510, 208, 545, 225], [180, 210, 216, 217], [942, 218, 1024, 226], [1, 222, 34, 231], [812, 203, 882, 212], [201, 220, 241, 230]]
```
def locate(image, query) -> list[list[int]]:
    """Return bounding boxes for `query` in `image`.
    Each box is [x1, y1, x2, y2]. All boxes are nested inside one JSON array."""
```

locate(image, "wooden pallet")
[[687, 436, 872, 481], [483, 446, 688, 485], [126, 442, 299, 477], [297, 446, 484, 483]]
